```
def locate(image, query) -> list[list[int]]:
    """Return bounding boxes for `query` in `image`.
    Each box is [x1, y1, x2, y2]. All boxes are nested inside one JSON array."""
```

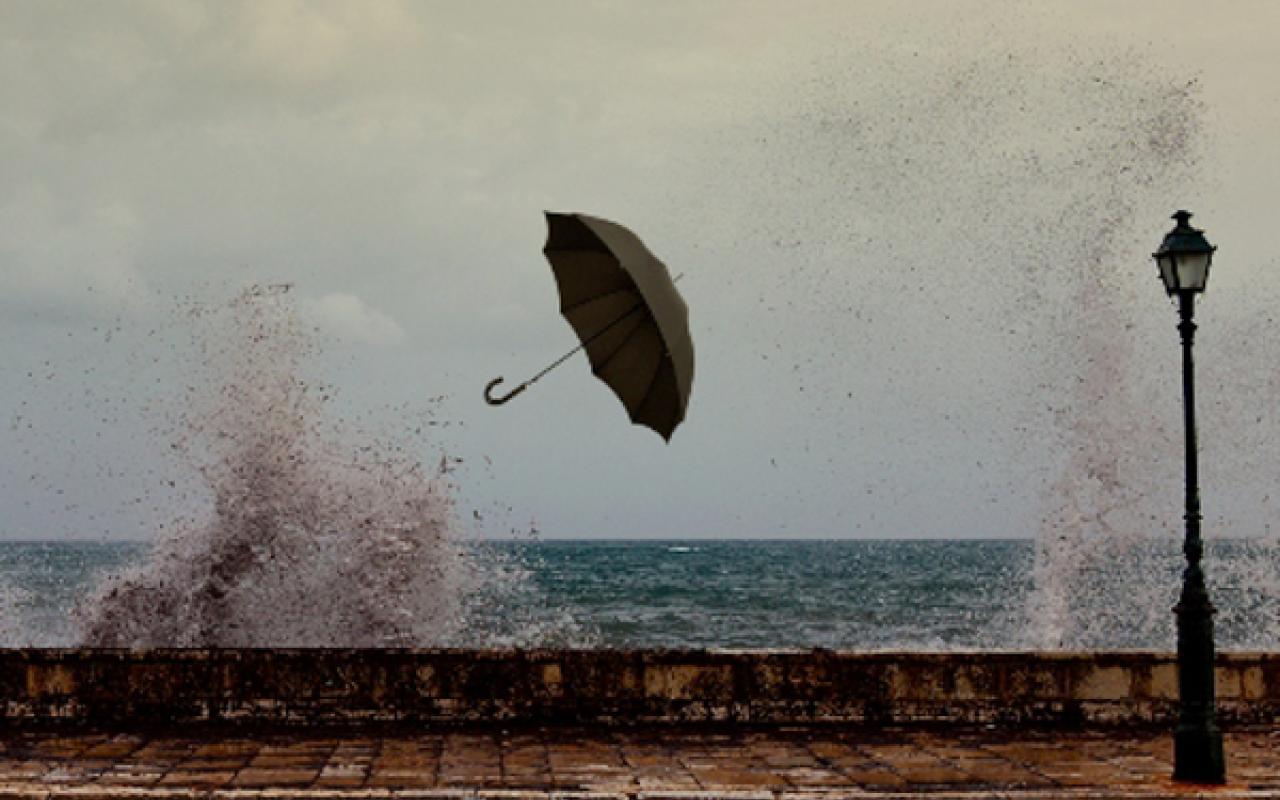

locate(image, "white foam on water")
[[0, 584, 37, 645]]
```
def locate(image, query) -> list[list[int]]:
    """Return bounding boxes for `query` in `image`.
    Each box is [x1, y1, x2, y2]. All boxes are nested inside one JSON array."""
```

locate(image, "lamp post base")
[[1174, 723, 1225, 784]]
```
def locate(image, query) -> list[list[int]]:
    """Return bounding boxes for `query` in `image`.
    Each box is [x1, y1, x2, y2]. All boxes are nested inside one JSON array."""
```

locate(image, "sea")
[[2, 538, 1276, 651]]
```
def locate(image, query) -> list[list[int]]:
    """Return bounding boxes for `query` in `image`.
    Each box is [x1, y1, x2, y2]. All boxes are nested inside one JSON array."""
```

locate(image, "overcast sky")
[[3, 1, 1280, 541]]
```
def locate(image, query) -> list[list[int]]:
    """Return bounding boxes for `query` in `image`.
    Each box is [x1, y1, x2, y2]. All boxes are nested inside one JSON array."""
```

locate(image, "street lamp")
[[1153, 209, 1225, 784]]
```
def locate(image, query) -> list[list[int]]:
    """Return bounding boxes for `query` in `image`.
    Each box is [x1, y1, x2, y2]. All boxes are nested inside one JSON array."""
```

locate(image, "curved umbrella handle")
[[484, 376, 529, 406]]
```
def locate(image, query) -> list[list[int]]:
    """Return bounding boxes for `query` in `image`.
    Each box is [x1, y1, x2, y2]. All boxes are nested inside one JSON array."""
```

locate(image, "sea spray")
[[0, 584, 35, 645], [1015, 84, 1211, 649], [688, 35, 1236, 646], [74, 286, 576, 647], [1022, 215, 1185, 649]]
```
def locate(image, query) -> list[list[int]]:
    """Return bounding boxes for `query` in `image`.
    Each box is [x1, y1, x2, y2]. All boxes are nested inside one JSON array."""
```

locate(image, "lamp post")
[[1153, 210, 1225, 784]]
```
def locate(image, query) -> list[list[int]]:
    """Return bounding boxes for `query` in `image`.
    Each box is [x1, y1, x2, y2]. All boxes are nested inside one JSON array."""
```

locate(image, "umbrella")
[[484, 212, 694, 441]]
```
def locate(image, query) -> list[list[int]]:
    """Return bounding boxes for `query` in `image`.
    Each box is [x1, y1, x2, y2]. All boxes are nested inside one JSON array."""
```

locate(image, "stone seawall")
[[2, 649, 1278, 728]]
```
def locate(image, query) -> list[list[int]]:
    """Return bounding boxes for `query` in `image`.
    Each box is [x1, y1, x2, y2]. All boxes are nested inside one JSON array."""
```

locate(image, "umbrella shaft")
[[530, 301, 646, 385]]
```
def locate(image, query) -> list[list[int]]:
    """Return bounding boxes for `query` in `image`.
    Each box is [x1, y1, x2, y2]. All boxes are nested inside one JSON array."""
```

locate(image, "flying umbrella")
[[484, 212, 694, 441]]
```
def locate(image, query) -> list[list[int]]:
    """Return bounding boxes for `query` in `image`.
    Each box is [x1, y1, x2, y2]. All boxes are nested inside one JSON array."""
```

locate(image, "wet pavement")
[[0, 725, 1277, 798]]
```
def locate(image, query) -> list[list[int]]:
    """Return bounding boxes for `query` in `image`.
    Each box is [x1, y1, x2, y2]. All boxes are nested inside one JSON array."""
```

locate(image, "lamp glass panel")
[[1175, 252, 1211, 292], [1156, 254, 1178, 293]]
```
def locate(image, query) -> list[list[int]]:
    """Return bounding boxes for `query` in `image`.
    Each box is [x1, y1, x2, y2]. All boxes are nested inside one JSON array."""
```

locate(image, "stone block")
[[1147, 663, 1178, 699], [1216, 664, 1243, 699], [27, 664, 76, 697], [1242, 665, 1266, 700], [541, 663, 564, 698], [643, 664, 732, 701], [1075, 665, 1130, 700]]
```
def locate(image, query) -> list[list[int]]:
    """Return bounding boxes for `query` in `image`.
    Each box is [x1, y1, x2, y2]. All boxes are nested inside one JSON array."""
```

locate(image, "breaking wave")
[[74, 286, 586, 648]]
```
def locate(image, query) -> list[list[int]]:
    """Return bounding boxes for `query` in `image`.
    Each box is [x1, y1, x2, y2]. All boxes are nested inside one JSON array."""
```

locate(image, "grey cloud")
[[299, 292, 406, 346]]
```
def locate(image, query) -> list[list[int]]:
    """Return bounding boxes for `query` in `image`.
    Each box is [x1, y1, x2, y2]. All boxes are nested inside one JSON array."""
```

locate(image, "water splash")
[[74, 287, 582, 647], [715, 32, 1256, 643], [0, 584, 36, 645], [1014, 84, 1209, 649]]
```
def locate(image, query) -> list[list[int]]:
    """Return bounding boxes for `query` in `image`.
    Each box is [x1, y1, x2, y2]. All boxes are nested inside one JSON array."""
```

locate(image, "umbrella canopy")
[[483, 212, 693, 441], [544, 212, 694, 440]]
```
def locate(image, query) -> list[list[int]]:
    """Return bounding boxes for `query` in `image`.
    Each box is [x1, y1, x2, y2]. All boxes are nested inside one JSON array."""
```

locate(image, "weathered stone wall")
[[1, 649, 1277, 728]]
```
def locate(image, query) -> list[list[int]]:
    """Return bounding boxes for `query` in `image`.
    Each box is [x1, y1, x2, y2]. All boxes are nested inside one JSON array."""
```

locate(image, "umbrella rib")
[[630, 358, 669, 426], [597, 322, 665, 423], [561, 287, 634, 315], [590, 315, 649, 377]]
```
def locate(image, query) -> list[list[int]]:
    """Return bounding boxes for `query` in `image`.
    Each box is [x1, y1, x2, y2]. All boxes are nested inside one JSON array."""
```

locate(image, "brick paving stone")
[[80, 736, 144, 759], [314, 776, 367, 789], [232, 767, 321, 787], [636, 779, 702, 791], [390, 741, 438, 767], [983, 742, 1083, 767], [375, 756, 439, 770], [92, 771, 165, 786], [638, 792, 773, 800], [575, 783, 640, 795], [1111, 754, 1170, 773], [945, 756, 1051, 786], [157, 769, 235, 787], [0, 761, 50, 779], [438, 770, 500, 784], [622, 752, 676, 766], [836, 767, 907, 787], [634, 774, 692, 787], [754, 753, 815, 769], [192, 741, 260, 758], [773, 767, 845, 786], [261, 740, 335, 751], [249, 753, 331, 768], [693, 768, 789, 789], [898, 766, 982, 785], [562, 777, 636, 793], [173, 757, 248, 770], [805, 741, 860, 762], [27, 739, 92, 758], [319, 761, 369, 774], [502, 776, 554, 790], [633, 767, 697, 785], [504, 756, 551, 770], [821, 754, 885, 772], [37, 766, 98, 783], [856, 743, 935, 760], [366, 769, 439, 788]]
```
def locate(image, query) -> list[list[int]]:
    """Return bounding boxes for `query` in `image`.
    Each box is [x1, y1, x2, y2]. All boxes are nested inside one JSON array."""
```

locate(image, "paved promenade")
[[0, 726, 1277, 799]]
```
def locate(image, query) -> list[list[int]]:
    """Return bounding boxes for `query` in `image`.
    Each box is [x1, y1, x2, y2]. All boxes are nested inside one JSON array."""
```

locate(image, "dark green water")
[[2, 538, 1275, 649], [493, 539, 1031, 649]]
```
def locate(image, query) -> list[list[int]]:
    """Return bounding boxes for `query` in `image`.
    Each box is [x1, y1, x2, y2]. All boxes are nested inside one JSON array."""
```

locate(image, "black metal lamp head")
[[1154, 210, 1215, 295]]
